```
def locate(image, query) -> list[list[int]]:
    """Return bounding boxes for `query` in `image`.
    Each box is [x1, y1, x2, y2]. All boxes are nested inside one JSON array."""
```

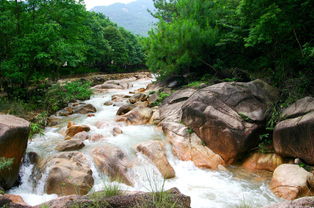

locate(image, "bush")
[[0, 157, 14, 171], [44, 80, 92, 113]]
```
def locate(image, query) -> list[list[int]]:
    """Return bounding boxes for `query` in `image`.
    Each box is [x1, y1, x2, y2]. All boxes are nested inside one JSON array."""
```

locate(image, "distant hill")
[[91, 0, 157, 36]]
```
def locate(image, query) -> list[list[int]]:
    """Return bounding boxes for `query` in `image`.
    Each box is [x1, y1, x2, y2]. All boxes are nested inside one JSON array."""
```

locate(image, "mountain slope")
[[91, 0, 157, 36]]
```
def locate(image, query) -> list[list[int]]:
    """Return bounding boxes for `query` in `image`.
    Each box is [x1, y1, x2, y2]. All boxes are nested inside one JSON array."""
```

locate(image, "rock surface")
[[117, 107, 153, 125], [43, 152, 94, 196], [65, 122, 90, 138], [36, 188, 191, 208], [136, 140, 175, 179], [117, 104, 136, 115], [0, 115, 30, 189], [55, 139, 85, 151], [162, 122, 225, 169], [273, 97, 314, 165], [91, 144, 133, 186], [129, 93, 148, 104], [181, 79, 278, 164], [263, 197, 314, 208], [270, 164, 314, 200], [242, 153, 284, 172]]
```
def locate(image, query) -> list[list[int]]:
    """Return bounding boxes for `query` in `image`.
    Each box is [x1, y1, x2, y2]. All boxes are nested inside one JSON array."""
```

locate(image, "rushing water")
[[9, 77, 280, 208]]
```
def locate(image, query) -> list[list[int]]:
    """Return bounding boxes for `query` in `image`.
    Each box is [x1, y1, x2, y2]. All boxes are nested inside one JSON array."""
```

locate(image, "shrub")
[[44, 80, 92, 113], [0, 157, 14, 171]]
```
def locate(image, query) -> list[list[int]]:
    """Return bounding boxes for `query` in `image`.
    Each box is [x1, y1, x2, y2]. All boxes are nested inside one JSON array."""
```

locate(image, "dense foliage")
[[0, 0, 144, 97], [145, 0, 313, 101]]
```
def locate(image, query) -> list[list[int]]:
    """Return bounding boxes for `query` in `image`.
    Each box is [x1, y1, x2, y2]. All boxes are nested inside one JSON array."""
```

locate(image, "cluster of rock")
[[142, 79, 314, 201]]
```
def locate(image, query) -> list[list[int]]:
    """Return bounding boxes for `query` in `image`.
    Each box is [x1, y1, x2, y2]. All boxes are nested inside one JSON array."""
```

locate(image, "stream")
[[9, 77, 280, 208]]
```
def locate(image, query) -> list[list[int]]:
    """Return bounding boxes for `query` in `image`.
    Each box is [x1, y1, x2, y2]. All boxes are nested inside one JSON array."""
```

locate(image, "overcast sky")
[[84, 0, 136, 10]]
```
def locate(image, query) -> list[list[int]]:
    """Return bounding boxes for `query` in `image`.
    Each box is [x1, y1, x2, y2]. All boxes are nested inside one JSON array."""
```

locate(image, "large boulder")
[[0, 115, 30, 189], [263, 197, 314, 208], [181, 79, 278, 164], [55, 139, 85, 152], [43, 152, 94, 196], [117, 107, 153, 125], [273, 97, 314, 165], [242, 153, 284, 172], [91, 144, 133, 186], [270, 164, 314, 200], [136, 140, 175, 179], [159, 88, 196, 123], [162, 122, 225, 170], [36, 188, 191, 208]]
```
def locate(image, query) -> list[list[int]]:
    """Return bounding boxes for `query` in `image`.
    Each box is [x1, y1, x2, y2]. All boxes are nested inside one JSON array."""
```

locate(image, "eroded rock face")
[[159, 88, 196, 123], [136, 140, 175, 179], [263, 197, 314, 208], [0, 115, 30, 189], [242, 153, 284, 172], [55, 139, 85, 152], [270, 164, 314, 200], [44, 152, 94, 196], [181, 80, 278, 164], [91, 144, 133, 186], [162, 122, 225, 170], [117, 107, 153, 125], [273, 97, 314, 165]]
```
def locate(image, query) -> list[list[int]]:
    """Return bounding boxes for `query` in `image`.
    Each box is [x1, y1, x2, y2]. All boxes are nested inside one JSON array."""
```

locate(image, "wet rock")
[[57, 107, 73, 116], [47, 115, 61, 126], [112, 94, 127, 102], [0, 115, 30, 189], [90, 133, 105, 142], [136, 140, 175, 179], [26, 152, 39, 164], [117, 107, 153, 125], [73, 103, 96, 114], [113, 127, 123, 136], [65, 122, 90, 138], [129, 93, 148, 104], [91, 144, 133, 186], [135, 88, 146, 93], [273, 97, 314, 165], [55, 139, 85, 151], [87, 113, 95, 117], [36, 187, 191, 208], [72, 131, 89, 140], [3, 194, 27, 206], [44, 152, 94, 196], [162, 122, 225, 169], [117, 104, 136, 116], [181, 80, 278, 164], [104, 101, 113, 106], [270, 164, 314, 200], [242, 153, 284, 172], [263, 197, 314, 208]]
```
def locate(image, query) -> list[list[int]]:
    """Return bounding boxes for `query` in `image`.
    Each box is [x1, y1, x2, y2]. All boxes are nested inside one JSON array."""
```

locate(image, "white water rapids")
[[9, 77, 280, 208]]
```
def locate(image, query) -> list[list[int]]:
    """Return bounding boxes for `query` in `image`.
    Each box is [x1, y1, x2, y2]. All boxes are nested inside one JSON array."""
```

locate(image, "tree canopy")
[[144, 0, 313, 101], [0, 0, 144, 96]]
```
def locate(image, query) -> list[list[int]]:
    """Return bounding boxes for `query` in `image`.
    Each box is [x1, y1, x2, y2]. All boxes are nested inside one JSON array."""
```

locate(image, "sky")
[[84, 0, 136, 10]]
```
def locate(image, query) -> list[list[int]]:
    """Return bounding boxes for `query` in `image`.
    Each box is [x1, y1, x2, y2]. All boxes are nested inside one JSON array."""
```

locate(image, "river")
[[9, 77, 280, 208]]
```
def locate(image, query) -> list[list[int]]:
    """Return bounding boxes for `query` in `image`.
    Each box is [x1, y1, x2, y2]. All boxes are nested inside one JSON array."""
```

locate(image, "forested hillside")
[[92, 0, 156, 36], [144, 0, 313, 105], [0, 0, 144, 98]]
